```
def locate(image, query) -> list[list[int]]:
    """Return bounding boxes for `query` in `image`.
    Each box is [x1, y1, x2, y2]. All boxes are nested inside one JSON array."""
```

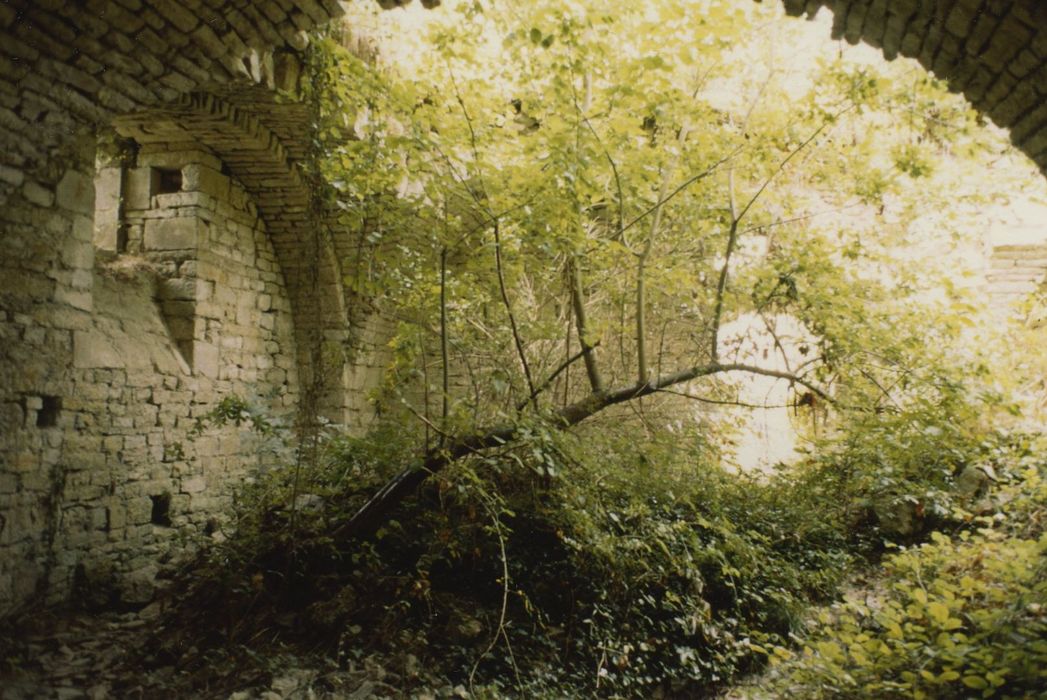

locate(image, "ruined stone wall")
[[3, 142, 306, 609], [0, 0, 350, 617]]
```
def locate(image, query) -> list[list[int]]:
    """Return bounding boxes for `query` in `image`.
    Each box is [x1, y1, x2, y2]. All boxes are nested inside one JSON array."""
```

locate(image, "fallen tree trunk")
[[336, 362, 831, 541]]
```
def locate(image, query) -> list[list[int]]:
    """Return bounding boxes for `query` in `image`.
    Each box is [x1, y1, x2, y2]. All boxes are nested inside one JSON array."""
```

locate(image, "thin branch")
[[619, 147, 742, 240], [711, 215, 740, 362], [420, 335, 431, 451], [576, 106, 625, 236], [736, 110, 847, 226], [468, 492, 521, 693], [493, 220, 538, 409], [736, 201, 865, 237], [712, 105, 853, 359], [562, 291, 573, 407], [404, 401, 457, 443], [657, 387, 798, 410], [516, 341, 599, 411], [440, 246, 450, 434], [569, 257, 604, 392], [448, 65, 491, 205], [637, 120, 691, 383]]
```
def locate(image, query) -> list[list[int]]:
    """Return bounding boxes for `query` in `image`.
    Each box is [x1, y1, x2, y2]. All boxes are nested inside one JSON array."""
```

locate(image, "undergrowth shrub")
[[169, 420, 856, 697], [163, 391, 1028, 698], [792, 397, 1017, 547], [748, 442, 1047, 699]]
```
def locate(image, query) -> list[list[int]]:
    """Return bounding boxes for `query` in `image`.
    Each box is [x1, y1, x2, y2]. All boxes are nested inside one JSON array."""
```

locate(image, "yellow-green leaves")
[[754, 458, 1047, 699]]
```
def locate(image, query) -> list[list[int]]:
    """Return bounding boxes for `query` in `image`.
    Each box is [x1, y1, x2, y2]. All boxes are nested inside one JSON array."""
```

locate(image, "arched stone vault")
[[0, 0, 354, 616], [773, 0, 1047, 172], [0, 0, 1044, 617], [112, 93, 353, 422]]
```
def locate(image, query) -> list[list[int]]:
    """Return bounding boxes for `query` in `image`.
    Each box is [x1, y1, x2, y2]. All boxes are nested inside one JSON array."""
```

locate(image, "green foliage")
[[156, 3, 1047, 698], [189, 395, 276, 437], [752, 450, 1047, 699], [182, 417, 860, 697], [796, 390, 1008, 545], [312, 0, 1011, 440], [537, 432, 853, 696]]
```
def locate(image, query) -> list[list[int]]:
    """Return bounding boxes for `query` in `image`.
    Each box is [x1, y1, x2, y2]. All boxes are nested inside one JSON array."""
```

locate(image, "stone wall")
[[0, 0, 356, 617], [988, 243, 1047, 313], [3, 139, 308, 609]]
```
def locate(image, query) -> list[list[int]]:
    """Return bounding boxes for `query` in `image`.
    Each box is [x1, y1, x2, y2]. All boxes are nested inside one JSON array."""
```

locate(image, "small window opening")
[[150, 493, 172, 526], [37, 396, 61, 428], [156, 168, 182, 194], [115, 224, 129, 253]]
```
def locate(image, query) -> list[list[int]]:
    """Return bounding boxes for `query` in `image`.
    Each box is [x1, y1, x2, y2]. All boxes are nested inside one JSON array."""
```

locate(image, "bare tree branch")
[[637, 120, 691, 384], [335, 361, 831, 540], [492, 220, 538, 408], [516, 340, 599, 411], [711, 104, 853, 359]]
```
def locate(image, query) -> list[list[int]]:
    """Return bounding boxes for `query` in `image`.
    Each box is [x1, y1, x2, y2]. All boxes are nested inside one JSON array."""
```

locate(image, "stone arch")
[[0, 0, 351, 616], [773, 0, 1047, 173], [0, 0, 1044, 618], [112, 92, 352, 422]]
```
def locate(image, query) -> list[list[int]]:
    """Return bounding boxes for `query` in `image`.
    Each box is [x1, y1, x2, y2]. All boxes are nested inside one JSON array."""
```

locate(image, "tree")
[[314, 0, 1006, 537]]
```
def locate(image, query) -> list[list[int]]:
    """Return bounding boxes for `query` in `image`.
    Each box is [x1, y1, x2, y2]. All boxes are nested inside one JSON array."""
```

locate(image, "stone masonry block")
[[22, 181, 54, 207], [125, 167, 159, 210], [182, 163, 230, 199], [158, 277, 197, 301], [181, 476, 206, 494], [94, 167, 121, 212], [0, 164, 24, 187], [193, 341, 220, 378], [56, 169, 94, 215], [144, 216, 201, 250]]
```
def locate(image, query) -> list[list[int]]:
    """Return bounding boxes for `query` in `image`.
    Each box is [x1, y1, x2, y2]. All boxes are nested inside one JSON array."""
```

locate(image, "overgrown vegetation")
[[147, 391, 1043, 698], [131, 1, 1047, 697], [750, 440, 1047, 699]]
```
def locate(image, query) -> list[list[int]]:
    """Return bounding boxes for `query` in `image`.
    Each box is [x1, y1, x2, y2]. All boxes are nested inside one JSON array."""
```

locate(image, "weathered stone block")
[[119, 564, 159, 605], [182, 163, 230, 199], [73, 330, 124, 369], [56, 169, 94, 215], [181, 475, 206, 494], [125, 167, 159, 210], [194, 341, 220, 378], [0, 164, 24, 187], [127, 497, 152, 526], [144, 216, 200, 250], [22, 180, 54, 207], [93, 166, 120, 207], [158, 277, 197, 301]]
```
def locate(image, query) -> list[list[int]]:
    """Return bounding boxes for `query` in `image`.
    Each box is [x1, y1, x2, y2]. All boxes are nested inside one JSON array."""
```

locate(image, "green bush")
[[750, 459, 1047, 699], [174, 395, 1036, 698], [177, 420, 859, 697]]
